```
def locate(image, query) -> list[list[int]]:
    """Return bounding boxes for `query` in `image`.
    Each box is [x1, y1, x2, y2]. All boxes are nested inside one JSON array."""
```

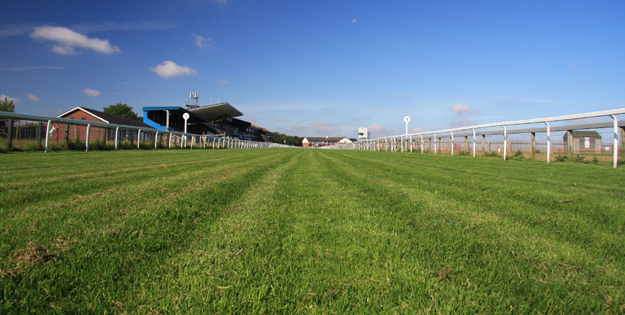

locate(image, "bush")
[[483, 152, 499, 157], [506, 150, 525, 161], [592, 156, 599, 165], [572, 155, 589, 164], [555, 155, 568, 162]]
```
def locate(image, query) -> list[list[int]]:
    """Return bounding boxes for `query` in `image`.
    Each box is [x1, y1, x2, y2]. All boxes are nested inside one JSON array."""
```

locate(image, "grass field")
[[1, 149, 624, 314]]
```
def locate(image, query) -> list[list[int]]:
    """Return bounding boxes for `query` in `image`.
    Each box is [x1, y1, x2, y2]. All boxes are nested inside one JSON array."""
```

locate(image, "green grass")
[[1, 149, 624, 314]]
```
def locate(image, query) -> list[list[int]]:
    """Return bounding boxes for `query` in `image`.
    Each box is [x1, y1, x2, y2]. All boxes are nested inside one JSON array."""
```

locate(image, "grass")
[[1, 149, 624, 313]]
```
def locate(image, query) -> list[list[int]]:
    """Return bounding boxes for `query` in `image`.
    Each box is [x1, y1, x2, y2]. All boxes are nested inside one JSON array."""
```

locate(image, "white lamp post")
[[404, 116, 410, 135]]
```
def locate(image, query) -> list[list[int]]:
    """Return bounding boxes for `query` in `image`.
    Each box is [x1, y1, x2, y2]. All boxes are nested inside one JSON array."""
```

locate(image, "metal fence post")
[[7, 119, 13, 148], [472, 128, 476, 157], [86, 124, 91, 152], [450, 131, 454, 156], [611, 115, 618, 168], [502, 125, 507, 161], [45, 120, 51, 153], [137, 129, 141, 150], [115, 127, 119, 150], [155, 131, 159, 150], [169, 133, 172, 149], [544, 122, 551, 163]]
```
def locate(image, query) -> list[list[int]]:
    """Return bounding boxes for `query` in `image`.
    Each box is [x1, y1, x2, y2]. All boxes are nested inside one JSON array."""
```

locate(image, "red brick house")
[[51, 106, 153, 144]]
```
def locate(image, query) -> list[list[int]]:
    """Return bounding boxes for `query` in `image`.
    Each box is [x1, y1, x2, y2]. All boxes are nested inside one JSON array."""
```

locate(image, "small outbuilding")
[[563, 130, 602, 154], [302, 136, 352, 147]]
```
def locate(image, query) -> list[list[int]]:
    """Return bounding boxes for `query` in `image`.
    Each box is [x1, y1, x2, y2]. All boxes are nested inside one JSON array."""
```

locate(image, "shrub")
[[555, 155, 568, 162], [592, 156, 599, 165]]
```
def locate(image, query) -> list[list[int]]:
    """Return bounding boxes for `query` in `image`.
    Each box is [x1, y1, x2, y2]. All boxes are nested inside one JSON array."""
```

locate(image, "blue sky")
[[1, 0, 624, 138]]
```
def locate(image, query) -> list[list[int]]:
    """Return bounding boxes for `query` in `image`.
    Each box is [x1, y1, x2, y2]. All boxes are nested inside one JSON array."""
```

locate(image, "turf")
[[1, 149, 624, 314]]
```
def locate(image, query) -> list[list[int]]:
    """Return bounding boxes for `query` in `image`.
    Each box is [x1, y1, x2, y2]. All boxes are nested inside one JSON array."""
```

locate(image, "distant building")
[[302, 136, 352, 147], [358, 127, 370, 140], [54, 106, 153, 143], [563, 130, 602, 154], [143, 102, 274, 141]]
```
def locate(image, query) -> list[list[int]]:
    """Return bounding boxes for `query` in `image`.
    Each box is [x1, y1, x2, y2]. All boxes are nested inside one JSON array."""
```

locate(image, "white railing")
[[329, 108, 625, 168], [0, 112, 292, 152]]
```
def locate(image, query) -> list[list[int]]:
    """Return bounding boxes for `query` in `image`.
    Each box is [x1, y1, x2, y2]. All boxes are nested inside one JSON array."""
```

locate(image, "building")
[[142, 102, 274, 141], [54, 106, 153, 144], [563, 130, 602, 154], [358, 127, 370, 141], [302, 136, 352, 147]]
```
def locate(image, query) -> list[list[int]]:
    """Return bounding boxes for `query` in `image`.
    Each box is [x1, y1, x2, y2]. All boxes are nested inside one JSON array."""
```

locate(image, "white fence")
[[329, 108, 625, 168], [0, 112, 292, 152]]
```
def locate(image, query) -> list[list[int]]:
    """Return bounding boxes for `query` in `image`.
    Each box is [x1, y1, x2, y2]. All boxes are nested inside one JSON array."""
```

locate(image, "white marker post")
[[404, 116, 410, 135], [182, 113, 190, 148]]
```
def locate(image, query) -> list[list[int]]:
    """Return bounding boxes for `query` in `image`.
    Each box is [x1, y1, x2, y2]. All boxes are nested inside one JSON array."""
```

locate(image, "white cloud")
[[27, 94, 40, 101], [52, 45, 77, 55], [449, 104, 482, 115], [82, 88, 101, 97], [244, 116, 257, 122], [151, 60, 197, 79], [352, 19, 357, 23], [193, 33, 212, 48], [0, 94, 20, 103], [217, 79, 229, 84], [30, 26, 121, 55]]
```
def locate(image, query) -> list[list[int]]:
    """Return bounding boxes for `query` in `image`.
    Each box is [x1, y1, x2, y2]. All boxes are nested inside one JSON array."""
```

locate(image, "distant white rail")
[[0, 112, 291, 152], [330, 108, 625, 168]]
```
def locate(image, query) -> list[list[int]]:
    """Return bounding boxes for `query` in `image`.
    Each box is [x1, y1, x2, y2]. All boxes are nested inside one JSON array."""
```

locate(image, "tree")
[[272, 132, 303, 146], [0, 97, 15, 112], [103, 103, 140, 120]]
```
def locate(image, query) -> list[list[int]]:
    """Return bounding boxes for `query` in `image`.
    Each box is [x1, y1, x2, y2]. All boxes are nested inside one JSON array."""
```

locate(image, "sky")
[[1, 0, 624, 138]]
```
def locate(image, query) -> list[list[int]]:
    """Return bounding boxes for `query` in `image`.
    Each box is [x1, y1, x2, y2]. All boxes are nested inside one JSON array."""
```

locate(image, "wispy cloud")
[[0, 66, 65, 71], [0, 94, 20, 103], [70, 20, 178, 34], [82, 88, 101, 97], [193, 33, 212, 48], [495, 97, 520, 102], [217, 79, 229, 84], [0, 24, 33, 37], [30, 26, 121, 55], [27, 94, 40, 101], [449, 119, 476, 128], [449, 104, 482, 115], [352, 19, 357, 23], [209, 0, 234, 5], [151, 60, 197, 79], [311, 121, 340, 134]]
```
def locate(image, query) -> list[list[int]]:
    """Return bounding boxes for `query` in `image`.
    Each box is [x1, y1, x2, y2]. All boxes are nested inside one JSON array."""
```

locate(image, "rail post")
[[472, 128, 476, 157], [450, 131, 454, 156], [502, 126, 507, 161], [86, 124, 91, 152], [544, 122, 551, 163], [611, 115, 618, 168], [44, 120, 52, 153], [420, 135, 424, 153], [155, 131, 159, 150], [137, 129, 141, 150], [115, 127, 119, 150]]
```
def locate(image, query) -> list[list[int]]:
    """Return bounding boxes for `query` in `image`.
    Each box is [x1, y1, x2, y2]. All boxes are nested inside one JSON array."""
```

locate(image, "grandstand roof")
[[188, 102, 243, 121]]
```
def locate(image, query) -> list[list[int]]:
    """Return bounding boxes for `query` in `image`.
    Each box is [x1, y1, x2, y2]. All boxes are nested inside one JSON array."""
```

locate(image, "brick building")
[[52, 106, 153, 144], [302, 136, 352, 147]]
